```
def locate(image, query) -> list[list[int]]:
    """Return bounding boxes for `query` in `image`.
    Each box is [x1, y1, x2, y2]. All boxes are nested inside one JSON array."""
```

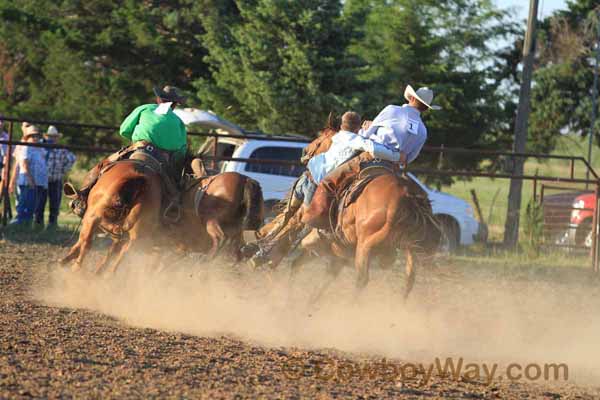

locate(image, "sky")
[[496, 0, 569, 20]]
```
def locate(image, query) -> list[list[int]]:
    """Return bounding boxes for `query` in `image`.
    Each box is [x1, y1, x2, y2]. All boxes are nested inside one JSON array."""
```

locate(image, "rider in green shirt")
[[64, 85, 188, 218], [119, 103, 187, 161]]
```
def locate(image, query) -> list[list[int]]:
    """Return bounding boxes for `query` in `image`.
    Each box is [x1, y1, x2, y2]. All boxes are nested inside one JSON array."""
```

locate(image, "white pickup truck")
[[179, 108, 485, 250]]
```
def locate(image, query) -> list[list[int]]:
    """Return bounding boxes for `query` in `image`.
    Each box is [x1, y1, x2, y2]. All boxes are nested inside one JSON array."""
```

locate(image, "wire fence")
[[2, 116, 600, 271]]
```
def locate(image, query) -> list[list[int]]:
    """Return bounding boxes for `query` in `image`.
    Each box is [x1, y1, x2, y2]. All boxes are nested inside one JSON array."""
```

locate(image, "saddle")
[[328, 160, 426, 246]]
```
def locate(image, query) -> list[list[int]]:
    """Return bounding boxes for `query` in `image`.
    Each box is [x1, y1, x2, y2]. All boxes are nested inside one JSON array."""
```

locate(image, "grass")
[[437, 134, 600, 241], [0, 222, 80, 245]]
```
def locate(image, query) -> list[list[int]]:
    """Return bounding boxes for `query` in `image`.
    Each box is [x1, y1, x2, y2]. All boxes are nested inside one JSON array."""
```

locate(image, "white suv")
[[182, 109, 485, 250]]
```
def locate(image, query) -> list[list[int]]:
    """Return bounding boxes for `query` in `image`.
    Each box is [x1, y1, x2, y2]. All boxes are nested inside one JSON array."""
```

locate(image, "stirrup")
[[163, 201, 181, 223], [63, 182, 80, 199]]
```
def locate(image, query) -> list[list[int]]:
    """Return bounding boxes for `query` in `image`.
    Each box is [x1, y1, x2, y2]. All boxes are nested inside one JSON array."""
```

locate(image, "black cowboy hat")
[[153, 85, 186, 104]]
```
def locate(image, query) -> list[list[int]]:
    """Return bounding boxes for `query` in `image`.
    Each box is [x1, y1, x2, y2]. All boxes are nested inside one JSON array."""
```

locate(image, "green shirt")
[[119, 104, 187, 159]]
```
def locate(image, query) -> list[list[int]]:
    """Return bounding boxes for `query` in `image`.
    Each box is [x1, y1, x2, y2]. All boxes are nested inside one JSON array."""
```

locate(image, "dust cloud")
[[35, 252, 600, 385]]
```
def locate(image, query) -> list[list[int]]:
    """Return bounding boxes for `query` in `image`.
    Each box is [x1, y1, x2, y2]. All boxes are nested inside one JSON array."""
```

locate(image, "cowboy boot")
[[251, 224, 313, 270], [246, 194, 304, 267], [63, 164, 103, 218], [248, 214, 307, 270]]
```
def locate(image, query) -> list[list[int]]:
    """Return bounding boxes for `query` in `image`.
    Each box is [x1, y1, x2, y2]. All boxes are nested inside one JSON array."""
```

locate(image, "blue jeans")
[[35, 180, 62, 226], [13, 185, 41, 224], [293, 173, 317, 205]]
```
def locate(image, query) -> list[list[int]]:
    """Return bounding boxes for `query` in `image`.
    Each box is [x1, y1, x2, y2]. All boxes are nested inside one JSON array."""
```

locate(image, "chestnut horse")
[[256, 118, 440, 300], [294, 171, 440, 301], [61, 160, 263, 274], [169, 171, 263, 260]]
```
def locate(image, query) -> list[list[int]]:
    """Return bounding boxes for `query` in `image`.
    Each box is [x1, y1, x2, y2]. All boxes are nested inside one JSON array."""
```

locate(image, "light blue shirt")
[[16, 146, 48, 188], [0, 131, 7, 161], [307, 130, 399, 184], [307, 131, 358, 183], [360, 104, 427, 163]]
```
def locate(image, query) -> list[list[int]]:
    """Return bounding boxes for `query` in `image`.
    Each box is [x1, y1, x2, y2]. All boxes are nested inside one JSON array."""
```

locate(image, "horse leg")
[[70, 215, 100, 272], [404, 249, 416, 301], [309, 257, 344, 305], [105, 238, 132, 275], [94, 239, 123, 275], [60, 242, 81, 266], [223, 228, 243, 266], [105, 203, 148, 275], [289, 250, 312, 285], [354, 240, 374, 293], [206, 218, 225, 258]]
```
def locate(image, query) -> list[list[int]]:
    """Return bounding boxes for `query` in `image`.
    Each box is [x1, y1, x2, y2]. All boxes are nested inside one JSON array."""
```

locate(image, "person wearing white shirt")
[[250, 112, 366, 267], [302, 85, 441, 230]]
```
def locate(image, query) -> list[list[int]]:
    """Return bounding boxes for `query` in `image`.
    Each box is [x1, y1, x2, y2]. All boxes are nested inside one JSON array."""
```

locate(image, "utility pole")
[[588, 10, 600, 183], [503, 0, 539, 248]]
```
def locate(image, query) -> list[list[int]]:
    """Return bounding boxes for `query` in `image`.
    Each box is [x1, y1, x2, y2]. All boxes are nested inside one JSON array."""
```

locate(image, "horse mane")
[[325, 111, 339, 132]]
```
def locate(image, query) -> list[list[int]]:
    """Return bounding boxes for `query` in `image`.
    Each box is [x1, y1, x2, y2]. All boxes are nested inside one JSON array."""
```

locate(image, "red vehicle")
[[568, 192, 596, 247]]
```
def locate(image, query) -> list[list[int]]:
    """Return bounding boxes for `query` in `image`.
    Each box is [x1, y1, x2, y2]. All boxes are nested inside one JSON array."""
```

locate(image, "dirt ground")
[[1, 235, 600, 399]]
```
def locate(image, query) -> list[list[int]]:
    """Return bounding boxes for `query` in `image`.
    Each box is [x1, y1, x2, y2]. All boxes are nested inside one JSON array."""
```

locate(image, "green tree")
[[349, 0, 520, 173], [0, 0, 208, 145], [195, 0, 362, 135], [529, 0, 600, 151]]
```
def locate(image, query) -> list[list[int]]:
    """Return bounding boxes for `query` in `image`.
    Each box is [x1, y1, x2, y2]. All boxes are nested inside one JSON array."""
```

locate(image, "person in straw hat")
[[301, 84, 441, 230], [33, 125, 76, 229], [9, 124, 48, 226], [63, 85, 187, 219]]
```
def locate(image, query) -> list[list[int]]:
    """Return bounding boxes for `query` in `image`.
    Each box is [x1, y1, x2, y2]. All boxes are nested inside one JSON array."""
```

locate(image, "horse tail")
[[394, 184, 441, 255], [241, 177, 264, 230], [105, 175, 150, 224]]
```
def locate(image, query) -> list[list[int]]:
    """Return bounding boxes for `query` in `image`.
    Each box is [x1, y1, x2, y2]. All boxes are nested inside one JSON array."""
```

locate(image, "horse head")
[[300, 112, 339, 164]]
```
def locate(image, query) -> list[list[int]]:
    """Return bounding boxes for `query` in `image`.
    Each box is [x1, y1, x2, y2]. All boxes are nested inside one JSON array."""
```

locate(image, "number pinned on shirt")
[[407, 118, 420, 135]]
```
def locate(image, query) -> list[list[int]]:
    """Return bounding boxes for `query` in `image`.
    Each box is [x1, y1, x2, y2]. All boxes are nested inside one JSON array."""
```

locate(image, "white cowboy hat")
[[45, 125, 61, 136], [404, 85, 442, 110]]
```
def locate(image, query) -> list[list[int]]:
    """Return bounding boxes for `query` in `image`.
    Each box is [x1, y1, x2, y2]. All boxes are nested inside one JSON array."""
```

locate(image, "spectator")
[[35, 125, 76, 228], [0, 118, 8, 185], [8, 125, 48, 226]]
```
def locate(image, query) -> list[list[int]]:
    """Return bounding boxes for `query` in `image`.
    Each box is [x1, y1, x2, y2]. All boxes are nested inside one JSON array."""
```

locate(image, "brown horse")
[[296, 172, 441, 301], [60, 160, 163, 274], [61, 161, 263, 274], [170, 171, 263, 260], [255, 116, 440, 300]]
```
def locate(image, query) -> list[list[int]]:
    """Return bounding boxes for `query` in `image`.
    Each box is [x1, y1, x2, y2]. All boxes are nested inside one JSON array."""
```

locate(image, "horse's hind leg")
[[309, 257, 344, 305], [404, 249, 416, 301], [64, 215, 99, 272], [109, 203, 160, 275], [206, 218, 225, 257], [354, 241, 375, 291], [94, 239, 123, 275], [106, 239, 132, 275]]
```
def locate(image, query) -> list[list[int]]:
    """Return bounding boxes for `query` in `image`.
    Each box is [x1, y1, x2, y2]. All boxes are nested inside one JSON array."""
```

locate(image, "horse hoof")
[[70, 262, 82, 273]]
